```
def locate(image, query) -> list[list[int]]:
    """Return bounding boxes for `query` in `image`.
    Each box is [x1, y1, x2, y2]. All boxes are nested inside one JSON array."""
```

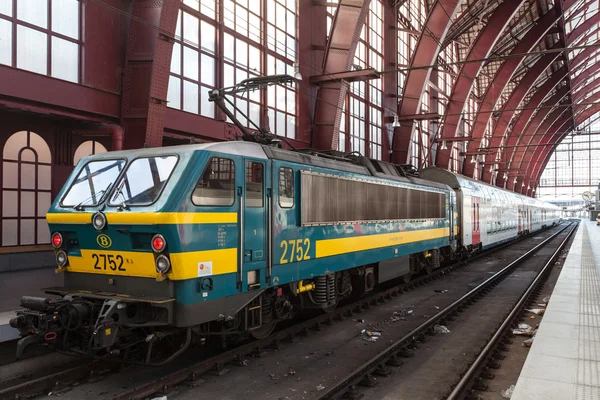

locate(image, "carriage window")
[[192, 157, 235, 206], [62, 159, 126, 207], [279, 167, 294, 208], [246, 161, 263, 207], [109, 156, 178, 206]]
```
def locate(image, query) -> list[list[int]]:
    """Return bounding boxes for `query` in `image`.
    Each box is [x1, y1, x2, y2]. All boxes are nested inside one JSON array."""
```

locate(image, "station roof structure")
[[1, 0, 600, 198]]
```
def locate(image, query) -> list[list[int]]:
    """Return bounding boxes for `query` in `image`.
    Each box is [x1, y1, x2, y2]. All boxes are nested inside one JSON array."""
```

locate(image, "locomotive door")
[[472, 197, 481, 244], [239, 158, 269, 290]]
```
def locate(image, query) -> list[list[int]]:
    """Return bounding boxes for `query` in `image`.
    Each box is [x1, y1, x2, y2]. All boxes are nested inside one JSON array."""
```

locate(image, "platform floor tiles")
[[513, 220, 600, 400]]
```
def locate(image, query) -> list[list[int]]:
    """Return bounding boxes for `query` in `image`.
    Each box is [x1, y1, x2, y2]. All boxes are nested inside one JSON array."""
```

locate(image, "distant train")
[[10, 141, 560, 364]]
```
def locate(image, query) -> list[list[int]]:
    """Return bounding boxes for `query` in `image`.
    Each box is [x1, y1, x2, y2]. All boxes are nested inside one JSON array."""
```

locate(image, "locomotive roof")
[[81, 141, 455, 193]]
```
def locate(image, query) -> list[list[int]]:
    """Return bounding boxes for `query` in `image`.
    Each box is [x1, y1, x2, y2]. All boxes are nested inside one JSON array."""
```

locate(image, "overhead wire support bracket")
[[208, 74, 298, 148]]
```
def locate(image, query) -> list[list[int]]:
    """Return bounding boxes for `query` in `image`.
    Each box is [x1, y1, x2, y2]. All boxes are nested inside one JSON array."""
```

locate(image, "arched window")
[[73, 140, 108, 165], [2, 131, 52, 246]]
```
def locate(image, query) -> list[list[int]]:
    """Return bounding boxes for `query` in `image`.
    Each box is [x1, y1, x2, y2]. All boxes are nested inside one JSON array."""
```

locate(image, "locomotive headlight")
[[56, 250, 68, 267], [155, 255, 171, 274], [92, 212, 107, 231]]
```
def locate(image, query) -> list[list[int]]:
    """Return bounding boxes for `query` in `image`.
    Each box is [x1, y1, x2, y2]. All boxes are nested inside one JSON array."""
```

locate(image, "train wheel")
[[322, 303, 337, 313], [425, 264, 434, 275], [402, 273, 412, 283], [249, 322, 276, 340]]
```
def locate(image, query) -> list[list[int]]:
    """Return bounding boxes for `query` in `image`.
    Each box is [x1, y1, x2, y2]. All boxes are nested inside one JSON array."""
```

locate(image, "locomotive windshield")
[[61, 159, 126, 208], [109, 155, 178, 206]]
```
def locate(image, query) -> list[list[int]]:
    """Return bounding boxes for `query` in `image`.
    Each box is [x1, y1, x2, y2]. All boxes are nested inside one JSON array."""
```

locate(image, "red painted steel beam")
[[310, 68, 380, 84], [0, 65, 120, 121], [120, 0, 178, 149], [516, 108, 572, 192], [391, 0, 461, 164], [434, 0, 526, 169], [570, 47, 600, 70], [312, 0, 370, 151], [522, 89, 600, 192], [572, 63, 600, 91], [564, 0, 581, 11], [462, 8, 561, 178], [498, 68, 568, 187], [505, 86, 570, 190], [524, 113, 574, 194], [480, 52, 561, 184], [566, 13, 600, 44]]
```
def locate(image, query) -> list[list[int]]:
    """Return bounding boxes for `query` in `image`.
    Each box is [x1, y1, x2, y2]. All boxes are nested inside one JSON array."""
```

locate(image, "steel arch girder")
[[479, 53, 561, 184], [570, 47, 600, 71], [519, 110, 572, 193], [524, 93, 600, 189], [504, 87, 570, 190], [572, 62, 600, 91], [391, 0, 461, 164], [434, 0, 526, 168], [120, 0, 179, 149], [461, 8, 562, 177], [525, 114, 574, 194], [567, 13, 600, 45], [312, 0, 371, 151], [496, 68, 568, 188]]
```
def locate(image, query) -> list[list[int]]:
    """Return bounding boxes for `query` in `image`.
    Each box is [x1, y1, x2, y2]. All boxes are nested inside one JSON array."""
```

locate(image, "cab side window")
[[192, 157, 235, 206], [279, 167, 294, 208]]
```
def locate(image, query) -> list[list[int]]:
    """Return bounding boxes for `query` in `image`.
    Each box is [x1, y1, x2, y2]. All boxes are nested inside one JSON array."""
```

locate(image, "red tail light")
[[51, 233, 62, 248], [151, 234, 166, 253]]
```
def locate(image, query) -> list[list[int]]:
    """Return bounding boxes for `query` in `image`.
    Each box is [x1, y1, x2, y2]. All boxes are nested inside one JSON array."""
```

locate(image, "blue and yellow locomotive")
[[10, 141, 460, 363]]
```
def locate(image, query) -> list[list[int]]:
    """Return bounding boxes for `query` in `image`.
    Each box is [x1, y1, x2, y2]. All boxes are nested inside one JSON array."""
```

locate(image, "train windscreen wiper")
[[71, 182, 114, 211]]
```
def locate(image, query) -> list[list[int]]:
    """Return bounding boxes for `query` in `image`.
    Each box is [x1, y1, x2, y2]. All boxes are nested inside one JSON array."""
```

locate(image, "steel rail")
[[110, 225, 564, 400], [0, 224, 562, 400], [316, 221, 575, 400], [446, 220, 579, 399]]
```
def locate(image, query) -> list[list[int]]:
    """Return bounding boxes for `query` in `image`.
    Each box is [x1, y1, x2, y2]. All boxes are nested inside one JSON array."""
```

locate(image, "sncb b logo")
[[97, 234, 112, 248]]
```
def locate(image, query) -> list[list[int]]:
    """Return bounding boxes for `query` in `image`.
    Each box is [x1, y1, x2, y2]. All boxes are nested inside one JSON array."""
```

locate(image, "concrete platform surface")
[[512, 220, 600, 399]]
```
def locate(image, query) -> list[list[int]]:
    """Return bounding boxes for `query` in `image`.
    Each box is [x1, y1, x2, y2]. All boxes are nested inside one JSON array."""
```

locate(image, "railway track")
[[0, 223, 568, 400], [446, 221, 577, 399], [317, 220, 578, 400]]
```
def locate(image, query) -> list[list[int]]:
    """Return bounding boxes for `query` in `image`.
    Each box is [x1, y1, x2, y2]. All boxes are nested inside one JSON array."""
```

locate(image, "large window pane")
[[167, 76, 181, 109], [51, 37, 78, 82], [37, 219, 49, 244], [183, 12, 199, 46], [2, 191, 17, 217], [0, 0, 12, 17], [51, 0, 79, 39], [200, 54, 215, 86], [0, 19, 11, 66], [183, 46, 199, 80], [21, 191, 35, 217], [17, 25, 47, 75], [20, 219, 34, 245], [17, 0, 48, 28], [183, 80, 199, 114], [171, 42, 181, 74], [2, 220, 17, 246]]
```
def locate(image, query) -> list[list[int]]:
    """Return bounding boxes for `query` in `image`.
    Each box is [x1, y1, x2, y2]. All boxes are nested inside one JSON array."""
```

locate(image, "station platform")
[[512, 219, 600, 399], [0, 268, 63, 342]]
